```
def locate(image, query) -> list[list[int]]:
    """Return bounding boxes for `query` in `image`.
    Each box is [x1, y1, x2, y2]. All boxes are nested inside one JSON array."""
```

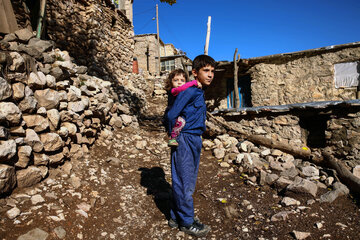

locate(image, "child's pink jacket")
[[171, 80, 198, 96]]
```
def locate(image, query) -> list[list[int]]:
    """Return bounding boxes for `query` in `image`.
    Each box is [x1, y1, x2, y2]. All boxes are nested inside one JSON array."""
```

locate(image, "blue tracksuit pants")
[[170, 132, 202, 227]]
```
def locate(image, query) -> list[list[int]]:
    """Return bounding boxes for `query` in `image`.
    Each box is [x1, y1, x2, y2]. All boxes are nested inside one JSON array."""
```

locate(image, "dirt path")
[[1, 119, 360, 239]]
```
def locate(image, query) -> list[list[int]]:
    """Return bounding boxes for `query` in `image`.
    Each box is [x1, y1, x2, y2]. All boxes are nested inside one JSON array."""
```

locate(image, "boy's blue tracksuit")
[[165, 87, 206, 227]]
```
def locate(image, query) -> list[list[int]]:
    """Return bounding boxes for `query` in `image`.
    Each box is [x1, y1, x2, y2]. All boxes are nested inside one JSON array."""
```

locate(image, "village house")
[[207, 42, 360, 111], [206, 42, 360, 165], [133, 34, 191, 76]]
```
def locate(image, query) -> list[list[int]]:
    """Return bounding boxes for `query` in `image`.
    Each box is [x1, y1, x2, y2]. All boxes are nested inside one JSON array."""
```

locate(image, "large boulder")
[[16, 166, 43, 188], [0, 140, 17, 162], [23, 115, 49, 132], [40, 133, 63, 152], [34, 89, 61, 110], [12, 82, 25, 100], [27, 72, 46, 88], [15, 145, 32, 168], [47, 109, 60, 130], [61, 122, 77, 136], [8, 52, 25, 71], [19, 96, 38, 113], [0, 164, 16, 194], [24, 129, 43, 152], [0, 77, 12, 101], [286, 176, 318, 197], [14, 28, 34, 42], [0, 102, 22, 125]]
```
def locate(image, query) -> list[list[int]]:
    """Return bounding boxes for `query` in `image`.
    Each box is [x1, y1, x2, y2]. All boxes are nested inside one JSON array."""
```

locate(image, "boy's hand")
[[197, 80, 202, 88]]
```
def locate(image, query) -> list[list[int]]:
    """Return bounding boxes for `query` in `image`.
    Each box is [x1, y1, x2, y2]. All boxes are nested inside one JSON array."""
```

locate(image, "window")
[[334, 62, 359, 88], [161, 60, 175, 71]]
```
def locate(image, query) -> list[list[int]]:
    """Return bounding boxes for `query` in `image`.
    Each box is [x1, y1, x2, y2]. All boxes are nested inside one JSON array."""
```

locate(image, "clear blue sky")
[[133, 0, 360, 62]]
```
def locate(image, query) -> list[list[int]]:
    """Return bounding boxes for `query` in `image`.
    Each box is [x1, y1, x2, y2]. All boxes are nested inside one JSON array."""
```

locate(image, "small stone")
[[6, 207, 20, 219], [291, 230, 311, 240], [315, 222, 323, 229], [17, 228, 49, 240], [54, 226, 66, 239], [31, 194, 45, 204]]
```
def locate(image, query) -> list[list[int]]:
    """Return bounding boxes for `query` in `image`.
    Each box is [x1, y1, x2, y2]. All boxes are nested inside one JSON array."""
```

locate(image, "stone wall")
[[0, 30, 141, 195], [44, 0, 134, 82], [250, 46, 360, 107], [134, 34, 160, 75], [216, 103, 360, 164]]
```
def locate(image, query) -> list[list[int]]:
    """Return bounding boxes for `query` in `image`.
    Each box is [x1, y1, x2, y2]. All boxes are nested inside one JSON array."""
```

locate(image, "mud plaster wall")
[[250, 47, 360, 107], [45, 0, 134, 82]]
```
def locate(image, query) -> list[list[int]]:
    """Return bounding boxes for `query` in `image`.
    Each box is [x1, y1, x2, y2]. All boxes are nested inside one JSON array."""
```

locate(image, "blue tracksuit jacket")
[[165, 87, 206, 136]]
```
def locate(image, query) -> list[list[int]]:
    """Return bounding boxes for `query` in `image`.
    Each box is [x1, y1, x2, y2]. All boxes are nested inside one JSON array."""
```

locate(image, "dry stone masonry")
[[0, 29, 140, 195], [250, 46, 360, 107], [203, 133, 353, 203]]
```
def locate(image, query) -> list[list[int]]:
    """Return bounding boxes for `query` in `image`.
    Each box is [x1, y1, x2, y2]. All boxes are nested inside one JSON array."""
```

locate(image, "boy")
[[165, 54, 216, 237]]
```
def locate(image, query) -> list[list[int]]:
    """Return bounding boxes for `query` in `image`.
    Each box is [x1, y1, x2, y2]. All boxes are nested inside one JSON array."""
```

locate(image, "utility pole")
[[156, 4, 161, 75], [36, 0, 47, 38], [204, 16, 211, 55]]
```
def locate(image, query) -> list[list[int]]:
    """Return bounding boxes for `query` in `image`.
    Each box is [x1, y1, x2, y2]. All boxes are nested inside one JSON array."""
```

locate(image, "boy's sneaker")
[[168, 217, 201, 229], [168, 139, 179, 147], [180, 220, 211, 237], [168, 218, 178, 228]]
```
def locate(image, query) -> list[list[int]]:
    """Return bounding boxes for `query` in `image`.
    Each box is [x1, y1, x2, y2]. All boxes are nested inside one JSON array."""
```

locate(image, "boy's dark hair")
[[192, 54, 216, 72], [165, 68, 189, 91]]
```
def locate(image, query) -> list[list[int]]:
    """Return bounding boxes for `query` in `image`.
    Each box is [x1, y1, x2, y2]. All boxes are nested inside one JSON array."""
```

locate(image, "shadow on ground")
[[138, 167, 173, 220]]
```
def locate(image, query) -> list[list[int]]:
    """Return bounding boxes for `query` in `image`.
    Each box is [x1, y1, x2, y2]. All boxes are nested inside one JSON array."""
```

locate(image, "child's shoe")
[[168, 139, 179, 147], [180, 220, 211, 237], [168, 217, 201, 229]]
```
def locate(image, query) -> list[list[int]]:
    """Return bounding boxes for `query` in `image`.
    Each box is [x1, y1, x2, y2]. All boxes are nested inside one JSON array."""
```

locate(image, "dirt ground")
[[1, 94, 360, 239], [1, 119, 360, 239]]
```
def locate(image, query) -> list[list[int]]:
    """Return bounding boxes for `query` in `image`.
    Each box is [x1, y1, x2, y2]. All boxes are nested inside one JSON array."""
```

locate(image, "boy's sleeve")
[[171, 80, 198, 96], [166, 88, 195, 134]]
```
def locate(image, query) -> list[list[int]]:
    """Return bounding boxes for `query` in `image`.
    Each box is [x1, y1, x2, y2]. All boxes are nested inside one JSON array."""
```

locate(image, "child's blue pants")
[[170, 132, 202, 227]]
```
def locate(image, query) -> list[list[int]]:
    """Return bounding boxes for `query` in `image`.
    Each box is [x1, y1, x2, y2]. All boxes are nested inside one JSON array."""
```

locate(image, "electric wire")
[[159, 12, 186, 54], [136, 17, 155, 33], [133, 7, 154, 16]]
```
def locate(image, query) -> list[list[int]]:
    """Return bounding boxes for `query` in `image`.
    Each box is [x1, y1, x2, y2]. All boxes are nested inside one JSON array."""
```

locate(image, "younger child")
[[165, 69, 201, 147]]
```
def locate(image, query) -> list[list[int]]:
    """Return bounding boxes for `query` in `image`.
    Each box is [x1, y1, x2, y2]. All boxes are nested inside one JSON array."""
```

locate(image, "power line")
[[133, 7, 154, 16], [159, 13, 186, 52], [136, 18, 155, 32]]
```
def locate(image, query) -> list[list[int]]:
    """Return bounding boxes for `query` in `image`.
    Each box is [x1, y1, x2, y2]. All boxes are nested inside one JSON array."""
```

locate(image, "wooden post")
[[204, 16, 211, 55], [181, 57, 189, 80], [233, 48, 241, 108], [156, 4, 161, 75], [36, 0, 47, 38]]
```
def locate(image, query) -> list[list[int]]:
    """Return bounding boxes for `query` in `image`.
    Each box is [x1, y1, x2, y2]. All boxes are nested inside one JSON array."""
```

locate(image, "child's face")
[[171, 74, 186, 88], [192, 65, 214, 87]]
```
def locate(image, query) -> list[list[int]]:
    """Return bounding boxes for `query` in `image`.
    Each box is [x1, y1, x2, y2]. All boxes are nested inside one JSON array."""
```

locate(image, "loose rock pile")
[[0, 29, 141, 195], [204, 134, 355, 203]]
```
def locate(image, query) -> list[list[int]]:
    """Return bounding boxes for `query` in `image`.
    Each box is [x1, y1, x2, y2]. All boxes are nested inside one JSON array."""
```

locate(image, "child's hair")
[[165, 69, 189, 91], [192, 55, 216, 72]]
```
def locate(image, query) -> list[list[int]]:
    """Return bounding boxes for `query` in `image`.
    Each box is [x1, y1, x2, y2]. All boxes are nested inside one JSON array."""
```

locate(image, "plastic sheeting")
[[334, 62, 359, 88]]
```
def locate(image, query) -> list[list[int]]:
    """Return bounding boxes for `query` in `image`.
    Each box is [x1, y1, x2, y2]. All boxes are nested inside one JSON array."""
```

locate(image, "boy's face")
[[171, 74, 186, 88], [192, 65, 215, 87]]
